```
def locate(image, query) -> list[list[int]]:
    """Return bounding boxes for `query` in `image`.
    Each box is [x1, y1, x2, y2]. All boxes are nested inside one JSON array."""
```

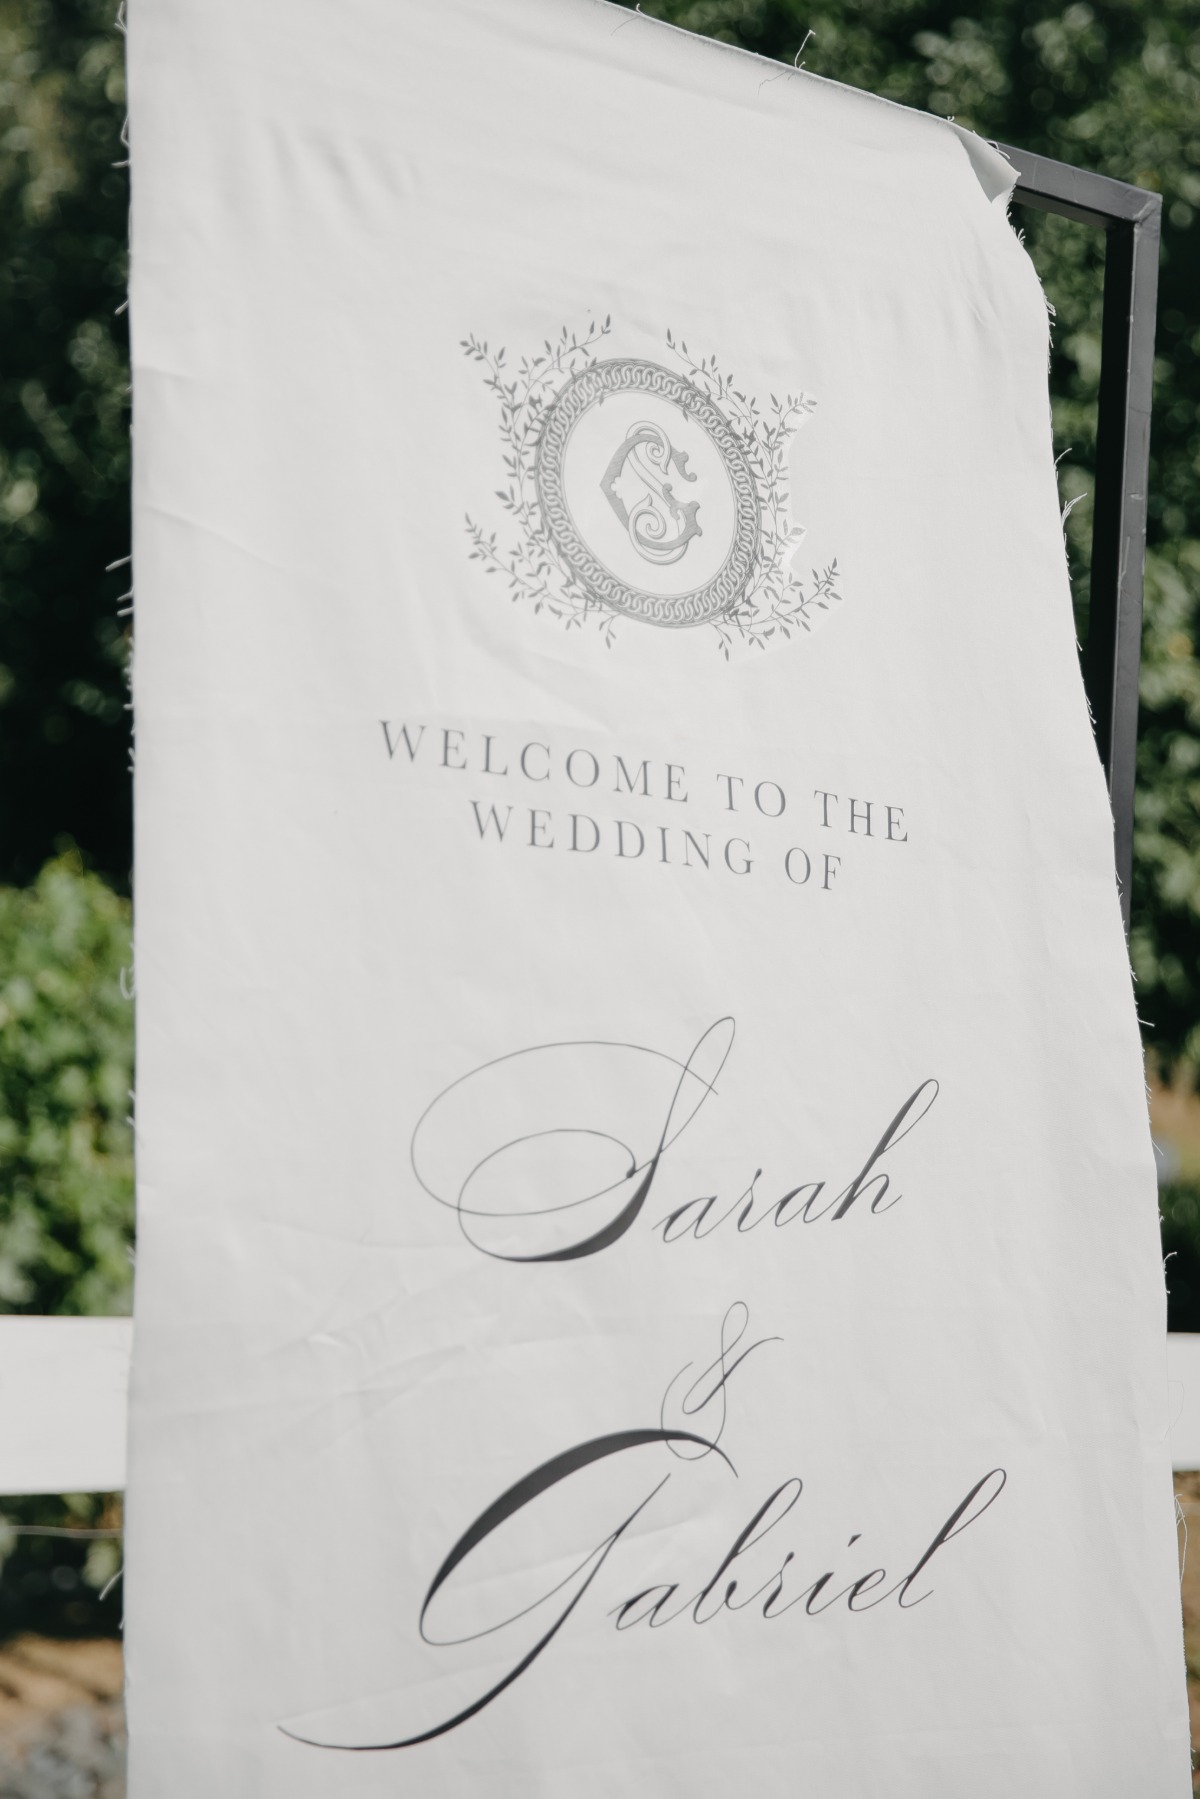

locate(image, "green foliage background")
[[0, 851, 129, 1628], [0, 0, 1198, 1332], [0, 857, 132, 1315], [0, 0, 130, 892]]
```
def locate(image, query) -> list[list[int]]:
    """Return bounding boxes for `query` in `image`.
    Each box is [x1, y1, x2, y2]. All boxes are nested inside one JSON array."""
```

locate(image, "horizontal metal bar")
[[995, 142, 1162, 228]]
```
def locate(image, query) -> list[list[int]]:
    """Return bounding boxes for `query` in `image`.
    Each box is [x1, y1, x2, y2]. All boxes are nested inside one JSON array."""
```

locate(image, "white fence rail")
[[0, 1318, 131, 1494]]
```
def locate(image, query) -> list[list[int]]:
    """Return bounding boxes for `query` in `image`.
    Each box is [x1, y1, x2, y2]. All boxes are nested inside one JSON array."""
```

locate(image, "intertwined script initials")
[[600, 421, 703, 566]]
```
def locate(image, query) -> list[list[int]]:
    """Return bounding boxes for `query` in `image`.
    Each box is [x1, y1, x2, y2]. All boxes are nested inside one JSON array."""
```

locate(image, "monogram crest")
[[599, 421, 701, 566], [463, 319, 842, 654]]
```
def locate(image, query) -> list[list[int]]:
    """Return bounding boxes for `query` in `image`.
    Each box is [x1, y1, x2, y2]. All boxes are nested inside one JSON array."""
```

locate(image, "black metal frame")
[[997, 143, 1162, 933]]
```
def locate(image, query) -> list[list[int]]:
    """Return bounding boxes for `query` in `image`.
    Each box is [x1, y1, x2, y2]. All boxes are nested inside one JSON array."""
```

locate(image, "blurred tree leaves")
[[1162, 1178, 1200, 1327], [0, 857, 132, 1314], [624, 0, 1200, 1075], [0, 1490, 123, 1637], [0, 0, 130, 891]]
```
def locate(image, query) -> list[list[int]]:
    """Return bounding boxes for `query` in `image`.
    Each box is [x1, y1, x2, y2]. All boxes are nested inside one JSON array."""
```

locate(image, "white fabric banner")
[[126, 1, 1189, 1791]]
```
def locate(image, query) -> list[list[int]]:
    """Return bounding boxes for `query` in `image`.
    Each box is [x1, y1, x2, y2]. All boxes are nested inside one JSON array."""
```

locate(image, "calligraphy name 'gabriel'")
[[282, 1424, 1005, 1752]]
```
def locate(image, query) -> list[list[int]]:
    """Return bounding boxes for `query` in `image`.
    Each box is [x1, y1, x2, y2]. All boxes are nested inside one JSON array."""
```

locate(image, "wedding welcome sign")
[[126, 0, 1189, 1791]]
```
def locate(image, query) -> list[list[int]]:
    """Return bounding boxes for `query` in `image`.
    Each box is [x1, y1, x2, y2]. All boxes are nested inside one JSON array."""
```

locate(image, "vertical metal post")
[[1084, 203, 1162, 928], [996, 144, 1162, 934]]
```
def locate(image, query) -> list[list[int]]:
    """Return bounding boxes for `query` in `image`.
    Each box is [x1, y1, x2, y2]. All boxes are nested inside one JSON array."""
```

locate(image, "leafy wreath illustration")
[[462, 318, 842, 656]]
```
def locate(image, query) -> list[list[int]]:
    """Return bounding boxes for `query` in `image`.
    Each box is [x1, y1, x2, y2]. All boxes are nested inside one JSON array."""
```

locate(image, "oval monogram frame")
[[534, 360, 762, 628]]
